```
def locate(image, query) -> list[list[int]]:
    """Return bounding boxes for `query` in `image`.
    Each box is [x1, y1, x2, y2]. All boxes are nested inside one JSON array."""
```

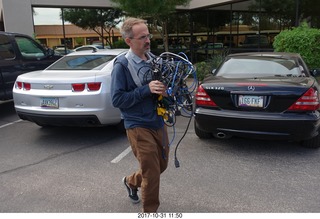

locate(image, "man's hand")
[[149, 80, 166, 95]]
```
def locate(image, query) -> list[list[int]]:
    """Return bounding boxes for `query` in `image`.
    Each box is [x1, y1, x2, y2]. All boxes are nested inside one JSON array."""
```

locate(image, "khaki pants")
[[126, 126, 169, 212]]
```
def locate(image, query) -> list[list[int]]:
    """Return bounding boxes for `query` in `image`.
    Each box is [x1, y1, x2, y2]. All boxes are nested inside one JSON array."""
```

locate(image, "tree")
[[300, 0, 320, 28], [61, 8, 123, 48], [110, 0, 191, 51]]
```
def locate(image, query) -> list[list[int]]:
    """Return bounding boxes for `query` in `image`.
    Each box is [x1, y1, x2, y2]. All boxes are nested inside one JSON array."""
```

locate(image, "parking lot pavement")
[[1, 103, 320, 214]]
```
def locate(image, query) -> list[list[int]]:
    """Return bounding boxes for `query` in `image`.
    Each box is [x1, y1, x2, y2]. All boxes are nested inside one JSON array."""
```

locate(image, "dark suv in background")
[[0, 31, 61, 100]]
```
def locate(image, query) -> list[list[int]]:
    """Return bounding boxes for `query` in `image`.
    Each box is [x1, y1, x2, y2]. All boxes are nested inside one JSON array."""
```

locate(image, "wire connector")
[[149, 51, 198, 168], [174, 157, 180, 168]]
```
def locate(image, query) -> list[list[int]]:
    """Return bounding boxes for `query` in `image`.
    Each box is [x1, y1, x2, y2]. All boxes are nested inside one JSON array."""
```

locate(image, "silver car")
[[73, 45, 106, 52], [13, 49, 128, 128]]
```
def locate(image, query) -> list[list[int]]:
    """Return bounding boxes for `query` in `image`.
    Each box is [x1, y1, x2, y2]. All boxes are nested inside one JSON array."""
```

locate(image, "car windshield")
[[200, 43, 223, 49], [47, 54, 115, 70], [216, 57, 303, 78], [244, 36, 269, 44]]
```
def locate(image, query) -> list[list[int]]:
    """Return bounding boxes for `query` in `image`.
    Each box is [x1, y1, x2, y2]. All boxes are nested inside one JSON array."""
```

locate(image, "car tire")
[[194, 120, 212, 139], [301, 134, 320, 148]]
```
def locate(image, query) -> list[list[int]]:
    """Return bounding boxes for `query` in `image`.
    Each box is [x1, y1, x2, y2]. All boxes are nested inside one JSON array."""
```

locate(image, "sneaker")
[[122, 177, 140, 204]]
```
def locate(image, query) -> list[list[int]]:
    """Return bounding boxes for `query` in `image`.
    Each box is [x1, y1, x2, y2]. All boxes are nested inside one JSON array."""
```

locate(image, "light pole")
[[295, 0, 300, 27]]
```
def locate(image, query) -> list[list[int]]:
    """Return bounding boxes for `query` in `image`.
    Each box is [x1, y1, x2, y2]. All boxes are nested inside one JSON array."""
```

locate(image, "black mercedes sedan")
[[194, 52, 320, 148]]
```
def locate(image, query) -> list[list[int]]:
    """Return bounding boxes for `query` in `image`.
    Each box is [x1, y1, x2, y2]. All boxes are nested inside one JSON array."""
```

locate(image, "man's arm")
[[111, 62, 151, 109]]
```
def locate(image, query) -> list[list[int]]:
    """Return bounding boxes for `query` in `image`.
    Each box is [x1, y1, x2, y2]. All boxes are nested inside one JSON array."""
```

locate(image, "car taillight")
[[72, 82, 101, 92], [287, 87, 320, 111], [195, 85, 217, 107], [24, 83, 31, 90], [87, 82, 101, 91], [72, 83, 85, 92], [16, 81, 23, 89], [16, 81, 31, 90]]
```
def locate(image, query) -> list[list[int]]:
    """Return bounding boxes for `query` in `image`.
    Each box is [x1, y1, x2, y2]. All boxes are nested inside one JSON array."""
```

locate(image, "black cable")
[[174, 106, 193, 168], [142, 51, 197, 168]]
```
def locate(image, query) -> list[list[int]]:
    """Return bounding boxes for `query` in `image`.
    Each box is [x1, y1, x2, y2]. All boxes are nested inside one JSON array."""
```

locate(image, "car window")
[[54, 48, 73, 55], [15, 36, 46, 59], [75, 47, 94, 51], [47, 54, 115, 70], [216, 57, 302, 78], [244, 36, 269, 44], [213, 43, 223, 49], [92, 44, 104, 49], [0, 35, 15, 59]]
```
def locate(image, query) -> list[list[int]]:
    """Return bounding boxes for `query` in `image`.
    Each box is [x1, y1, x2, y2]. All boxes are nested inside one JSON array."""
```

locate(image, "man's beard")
[[144, 42, 151, 53]]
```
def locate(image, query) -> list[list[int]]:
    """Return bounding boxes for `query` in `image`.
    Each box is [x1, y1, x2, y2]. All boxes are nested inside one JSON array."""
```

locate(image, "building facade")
[[1, 0, 298, 62], [0, 0, 251, 36]]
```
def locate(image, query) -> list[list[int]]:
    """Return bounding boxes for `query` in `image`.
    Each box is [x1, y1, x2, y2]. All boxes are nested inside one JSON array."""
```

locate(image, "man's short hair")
[[120, 17, 147, 39]]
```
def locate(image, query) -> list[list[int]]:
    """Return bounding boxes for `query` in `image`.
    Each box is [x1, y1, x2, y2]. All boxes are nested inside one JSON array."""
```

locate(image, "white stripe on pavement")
[[1, 119, 132, 163], [111, 146, 132, 163], [0, 120, 22, 129]]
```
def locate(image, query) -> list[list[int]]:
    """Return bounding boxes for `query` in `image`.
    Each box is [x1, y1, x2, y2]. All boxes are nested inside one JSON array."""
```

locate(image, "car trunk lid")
[[199, 76, 316, 112], [16, 70, 104, 91]]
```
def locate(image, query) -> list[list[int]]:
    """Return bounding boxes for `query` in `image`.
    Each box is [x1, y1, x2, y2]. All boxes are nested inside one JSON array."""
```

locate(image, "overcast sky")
[[33, 8, 69, 25]]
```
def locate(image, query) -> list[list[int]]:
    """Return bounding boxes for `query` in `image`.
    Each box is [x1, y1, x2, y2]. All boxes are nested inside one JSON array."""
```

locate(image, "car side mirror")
[[310, 69, 320, 77], [212, 69, 216, 74], [46, 48, 55, 57]]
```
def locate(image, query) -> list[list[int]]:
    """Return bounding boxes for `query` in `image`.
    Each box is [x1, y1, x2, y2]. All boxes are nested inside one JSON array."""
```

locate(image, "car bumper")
[[13, 92, 121, 126], [16, 112, 104, 126], [194, 108, 320, 141]]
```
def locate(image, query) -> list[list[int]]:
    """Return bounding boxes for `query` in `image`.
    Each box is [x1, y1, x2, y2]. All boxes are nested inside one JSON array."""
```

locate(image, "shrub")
[[112, 39, 157, 49], [195, 61, 212, 81], [273, 22, 320, 69], [194, 53, 225, 81], [113, 39, 129, 48]]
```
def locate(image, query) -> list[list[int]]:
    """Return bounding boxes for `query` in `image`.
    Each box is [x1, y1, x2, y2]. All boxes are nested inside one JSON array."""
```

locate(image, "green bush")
[[112, 39, 157, 49], [195, 61, 212, 81], [194, 53, 225, 81], [113, 39, 129, 48], [273, 22, 320, 69]]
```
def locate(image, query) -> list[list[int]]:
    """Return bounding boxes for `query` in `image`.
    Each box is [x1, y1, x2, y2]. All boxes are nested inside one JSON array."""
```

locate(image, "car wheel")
[[301, 134, 320, 148], [194, 120, 212, 139]]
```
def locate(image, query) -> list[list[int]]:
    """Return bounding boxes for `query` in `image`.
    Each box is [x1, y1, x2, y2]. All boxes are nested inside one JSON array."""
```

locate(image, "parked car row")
[[10, 46, 320, 148], [54, 44, 108, 55]]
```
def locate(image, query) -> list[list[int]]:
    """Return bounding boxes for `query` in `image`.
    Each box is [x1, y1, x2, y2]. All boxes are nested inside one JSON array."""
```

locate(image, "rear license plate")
[[238, 95, 263, 108], [40, 97, 59, 108]]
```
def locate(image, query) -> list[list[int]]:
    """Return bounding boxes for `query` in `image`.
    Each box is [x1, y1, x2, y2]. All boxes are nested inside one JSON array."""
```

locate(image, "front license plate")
[[238, 95, 263, 108], [40, 97, 59, 108]]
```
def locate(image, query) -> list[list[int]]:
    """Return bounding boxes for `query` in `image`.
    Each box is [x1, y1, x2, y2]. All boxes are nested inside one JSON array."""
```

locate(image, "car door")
[[0, 34, 23, 100], [0, 34, 59, 100]]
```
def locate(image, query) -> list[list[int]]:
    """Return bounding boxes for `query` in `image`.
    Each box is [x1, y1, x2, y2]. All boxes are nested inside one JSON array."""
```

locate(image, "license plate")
[[40, 97, 59, 108], [238, 95, 263, 108]]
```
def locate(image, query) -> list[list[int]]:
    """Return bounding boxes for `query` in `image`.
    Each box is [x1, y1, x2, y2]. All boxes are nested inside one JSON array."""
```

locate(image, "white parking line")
[[0, 119, 22, 129], [1, 119, 131, 163], [111, 146, 132, 163]]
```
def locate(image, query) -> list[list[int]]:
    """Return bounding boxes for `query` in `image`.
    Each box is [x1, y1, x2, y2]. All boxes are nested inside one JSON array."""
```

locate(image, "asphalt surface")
[[1, 100, 320, 215]]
